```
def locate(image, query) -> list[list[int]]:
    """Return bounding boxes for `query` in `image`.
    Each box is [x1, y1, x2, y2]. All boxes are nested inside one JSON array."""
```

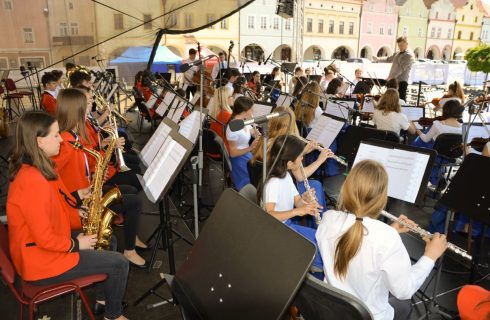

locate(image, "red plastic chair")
[[0, 222, 107, 320], [0, 85, 23, 120], [5, 78, 32, 110]]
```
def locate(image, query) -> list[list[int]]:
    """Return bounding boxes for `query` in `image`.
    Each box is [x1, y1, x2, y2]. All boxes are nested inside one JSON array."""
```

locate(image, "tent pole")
[[147, 29, 166, 71]]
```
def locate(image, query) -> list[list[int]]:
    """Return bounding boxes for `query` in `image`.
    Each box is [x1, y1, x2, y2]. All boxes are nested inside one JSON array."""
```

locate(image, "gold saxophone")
[[70, 126, 122, 250]]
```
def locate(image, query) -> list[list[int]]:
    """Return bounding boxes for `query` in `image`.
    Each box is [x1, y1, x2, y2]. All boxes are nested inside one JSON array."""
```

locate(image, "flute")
[[380, 210, 472, 260], [299, 163, 321, 225], [296, 136, 348, 167]]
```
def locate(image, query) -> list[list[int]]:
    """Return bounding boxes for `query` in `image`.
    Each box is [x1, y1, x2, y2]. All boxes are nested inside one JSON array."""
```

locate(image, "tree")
[[465, 45, 490, 74]]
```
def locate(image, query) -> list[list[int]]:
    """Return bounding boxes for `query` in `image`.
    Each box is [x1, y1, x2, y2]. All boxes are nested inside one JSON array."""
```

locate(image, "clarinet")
[[299, 164, 321, 225], [380, 210, 472, 260]]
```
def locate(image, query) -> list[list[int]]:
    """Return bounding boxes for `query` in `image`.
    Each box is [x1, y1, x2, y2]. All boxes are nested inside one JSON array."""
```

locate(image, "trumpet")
[[299, 163, 321, 225], [94, 91, 130, 125], [296, 136, 348, 167], [380, 210, 472, 260], [107, 113, 131, 172]]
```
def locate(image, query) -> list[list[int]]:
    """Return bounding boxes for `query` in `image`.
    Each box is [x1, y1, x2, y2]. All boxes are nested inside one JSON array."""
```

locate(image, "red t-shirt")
[[41, 92, 57, 115], [209, 110, 231, 155]]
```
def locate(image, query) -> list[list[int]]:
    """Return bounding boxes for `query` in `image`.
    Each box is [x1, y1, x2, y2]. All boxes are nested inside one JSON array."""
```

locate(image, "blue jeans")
[[230, 152, 252, 191], [285, 219, 323, 270]]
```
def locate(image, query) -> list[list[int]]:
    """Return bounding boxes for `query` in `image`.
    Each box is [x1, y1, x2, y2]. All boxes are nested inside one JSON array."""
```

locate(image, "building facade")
[[396, 0, 429, 59], [303, 0, 363, 61], [425, 0, 456, 60], [480, 16, 490, 45], [451, 0, 485, 59], [358, 0, 399, 59]]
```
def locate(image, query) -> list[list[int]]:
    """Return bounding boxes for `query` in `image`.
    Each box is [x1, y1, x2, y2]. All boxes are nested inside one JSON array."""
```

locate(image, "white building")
[[480, 16, 490, 45]]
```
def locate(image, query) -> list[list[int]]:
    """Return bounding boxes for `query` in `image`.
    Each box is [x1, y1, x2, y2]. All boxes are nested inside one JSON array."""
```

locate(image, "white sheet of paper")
[[325, 100, 352, 120], [354, 143, 430, 203], [139, 121, 173, 167], [145, 88, 163, 110], [306, 115, 344, 148], [465, 124, 490, 141], [253, 103, 273, 118], [156, 91, 175, 116], [179, 111, 202, 144], [171, 97, 187, 123], [190, 92, 200, 105], [362, 98, 375, 113], [402, 106, 424, 121], [276, 94, 293, 108]]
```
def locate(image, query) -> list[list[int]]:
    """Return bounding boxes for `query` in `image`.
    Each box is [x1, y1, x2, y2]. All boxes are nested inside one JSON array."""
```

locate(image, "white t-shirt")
[[372, 110, 410, 134], [226, 125, 252, 150], [320, 79, 330, 92], [316, 210, 435, 320], [309, 106, 324, 129], [264, 172, 299, 220], [418, 120, 462, 143]]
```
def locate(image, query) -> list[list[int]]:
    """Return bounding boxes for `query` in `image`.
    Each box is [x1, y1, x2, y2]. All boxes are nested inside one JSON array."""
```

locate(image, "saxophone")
[[70, 126, 122, 250]]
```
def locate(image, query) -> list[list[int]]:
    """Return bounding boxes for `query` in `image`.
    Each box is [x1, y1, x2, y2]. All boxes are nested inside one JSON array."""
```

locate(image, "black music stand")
[[438, 154, 490, 281], [352, 81, 372, 95], [170, 189, 316, 319], [134, 130, 195, 308], [337, 126, 392, 166]]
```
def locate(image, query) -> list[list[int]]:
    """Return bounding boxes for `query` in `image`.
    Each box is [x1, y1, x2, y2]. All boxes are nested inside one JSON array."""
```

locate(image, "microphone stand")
[[28, 65, 42, 107], [20, 70, 38, 110]]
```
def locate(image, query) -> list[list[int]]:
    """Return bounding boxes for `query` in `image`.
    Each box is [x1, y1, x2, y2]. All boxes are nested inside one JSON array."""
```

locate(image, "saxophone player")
[[53, 89, 149, 268], [7, 111, 129, 320]]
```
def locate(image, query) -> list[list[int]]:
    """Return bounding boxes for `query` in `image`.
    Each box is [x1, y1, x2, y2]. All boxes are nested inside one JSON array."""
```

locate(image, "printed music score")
[[190, 93, 200, 105], [362, 97, 375, 113], [325, 100, 354, 120], [276, 94, 293, 108], [401, 106, 424, 121], [354, 143, 430, 203], [169, 96, 187, 123], [139, 118, 177, 167], [156, 91, 175, 116], [464, 123, 490, 141], [253, 103, 273, 118], [145, 88, 163, 110], [306, 115, 344, 149], [178, 109, 207, 144]]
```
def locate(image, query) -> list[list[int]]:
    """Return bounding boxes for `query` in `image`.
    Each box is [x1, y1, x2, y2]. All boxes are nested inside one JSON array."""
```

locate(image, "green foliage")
[[465, 45, 490, 74]]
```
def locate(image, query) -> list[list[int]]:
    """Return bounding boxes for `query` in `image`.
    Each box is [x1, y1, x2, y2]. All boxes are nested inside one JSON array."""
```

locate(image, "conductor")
[[373, 36, 414, 101]]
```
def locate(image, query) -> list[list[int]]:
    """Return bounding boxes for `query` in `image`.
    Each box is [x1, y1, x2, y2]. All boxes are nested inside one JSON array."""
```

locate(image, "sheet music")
[[401, 106, 424, 121], [143, 137, 187, 202], [306, 115, 344, 148], [139, 121, 173, 167], [465, 124, 490, 141], [325, 100, 352, 120], [362, 98, 375, 113], [276, 94, 293, 108], [179, 110, 202, 144], [463, 111, 490, 123], [145, 88, 163, 110], [190, 92, 200, 105], [106, 85, 118, 101], [253, 103, 273, 118], [170, 96, 187, 123], [354, 143, 430, 203], [339, 82, 350, 95], [156, 91, 175, 117]]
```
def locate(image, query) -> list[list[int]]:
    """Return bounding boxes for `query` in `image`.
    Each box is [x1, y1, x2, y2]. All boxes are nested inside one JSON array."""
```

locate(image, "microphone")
[[179, 55, 214, 72], [264, 53, 272, 65], [229, 111, 288, 132], [91, 55, 98, 60], [20, 66, 29, 77]]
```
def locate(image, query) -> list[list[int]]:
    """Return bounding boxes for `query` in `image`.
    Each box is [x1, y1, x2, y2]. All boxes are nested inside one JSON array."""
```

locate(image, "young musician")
[[69, 69, 92, 88], [316, 160, 448, 320], [41, 72, 58, 115], [7, 111, 129, 320], [51, 69, 64, 95], [209, 85, 234, 150], [457, 285, 490, 320], [294, 81, 323, 130], [325, 78, 344, 98], [226, 96, 259, 191], [53, 89, 148, 268], [289, 66, 304, 94], [247, 71, 261, 97], [385, 79, 406, 105], [211, 51, 229, 80], [373, 88, 416, 135], [232, 76, 247, 99], [320, 69, 335, 93], [433, 81, 465, 112], [258, 134, 323, 268], [182, 48, 198, 99]]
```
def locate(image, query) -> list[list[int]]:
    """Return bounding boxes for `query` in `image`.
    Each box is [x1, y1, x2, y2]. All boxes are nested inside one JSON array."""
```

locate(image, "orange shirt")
[[41, 92, 57, 115], [210, 110, 231, 152], [458, 285, 490, 320], [7, 165, 79, 281], [84, 120, 116, 180]]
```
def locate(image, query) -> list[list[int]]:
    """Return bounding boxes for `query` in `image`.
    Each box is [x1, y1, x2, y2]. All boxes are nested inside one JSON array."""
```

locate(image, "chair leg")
[[76, 288, 96, 320], [19, 302, 23, 320]]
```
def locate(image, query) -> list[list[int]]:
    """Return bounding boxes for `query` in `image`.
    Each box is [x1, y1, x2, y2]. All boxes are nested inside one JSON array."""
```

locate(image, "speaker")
[[276, 0, 294, 19]]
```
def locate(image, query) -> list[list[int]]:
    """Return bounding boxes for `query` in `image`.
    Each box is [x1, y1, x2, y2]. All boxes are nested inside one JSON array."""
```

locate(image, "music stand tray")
[[281, 62, 297, 74], [171, 189, 316, 320]]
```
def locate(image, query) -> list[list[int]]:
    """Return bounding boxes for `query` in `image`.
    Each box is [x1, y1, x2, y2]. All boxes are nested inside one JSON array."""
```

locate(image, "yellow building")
[[451, 0, 485, 59], [303, 0, 363, 60]]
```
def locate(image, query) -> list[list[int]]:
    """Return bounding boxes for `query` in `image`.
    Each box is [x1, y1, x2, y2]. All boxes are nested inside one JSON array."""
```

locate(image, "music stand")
[[281, 62, 297, 74], [352, 81, 371, 95], [308, 75, 322, 83], [134, 130, 194, 307], [337, 126, 389, 165], [170, 189, 316, 319]]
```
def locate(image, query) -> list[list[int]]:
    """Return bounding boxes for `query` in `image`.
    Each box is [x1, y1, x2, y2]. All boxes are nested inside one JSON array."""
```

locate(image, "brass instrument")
[[296, 136, 348, 167], [108, 112, 130, 172], [69, 127, 122, 250], [299, 163, 321, 225], [94, 91, 130, 125], [380, 210, 472, 260]]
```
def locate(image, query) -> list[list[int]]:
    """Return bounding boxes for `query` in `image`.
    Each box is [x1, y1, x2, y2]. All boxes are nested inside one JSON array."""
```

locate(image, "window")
[[59, 22, 68, 36], [418, 27, 422, 37], [406, 8, 411, 16], [462, 15, 465, 22], [367, 22, 372, 34], [435, 12, 439, 19], [448, 13, 451, 20], [114, 14, 123, 30], [19, 58, 44, 68], [184, 14, 193, 28], [285, 19, 291, 30], [457, 30, 462, 39], [273, 17, 279, 30], [260, 16, 267, 30], [169, 13, 178, 27], [248, 16, 254, 29], [0, 58, 8, 69], [23, 27, 34, 43], [475, 17, 478, 23], [379, 24, 384, 35], [207, 14, 215, 29], [402, 26, 408, 36], [306, 18, 313, 32], [349, 22, 354, 35], [144, 14, 152, 30], [318, 19, 324, 33], [431, 27, 435, 38], [329, 20, 334, 33], [339, 21, 344, 34], [388, 25, 393, 35], [447, 28, 452, 39], [220, 18, 228, 30], [3, 0, 12, 10], [387, 5, 393, 13], [69, 1, 73, 9], [70, 22, 79, 35], [437, 27, 441, 38], [470, 32, 474, 40]]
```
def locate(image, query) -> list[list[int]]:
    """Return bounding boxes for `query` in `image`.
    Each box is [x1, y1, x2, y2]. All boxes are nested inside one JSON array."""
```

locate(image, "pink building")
[[0, 0, 51, 70], [358, 0, 399, 58]]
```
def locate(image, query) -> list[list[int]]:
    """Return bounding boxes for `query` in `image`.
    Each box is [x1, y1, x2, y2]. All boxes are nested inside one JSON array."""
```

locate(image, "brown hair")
[[334, 160, 388, 279], [294, 81, 321, 126], [9, 111, 58, 181], [230, 96, 254, 119], [396, 36, 407, 43], [448, 81, 465, 101], [385, 79, 398, 90], [442, 99, 464, 119], [376, 88, 401, 114], [56, 88, 90, 142], [252, 107, 299, 163]]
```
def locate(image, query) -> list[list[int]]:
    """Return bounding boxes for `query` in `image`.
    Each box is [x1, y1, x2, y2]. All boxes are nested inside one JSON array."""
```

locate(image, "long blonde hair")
[[210, 86, 233, 118], [251, 107, 299, 163], [375, 88, 401, 114], [334, 160, 388, 279], [294, 81, 321, 127]]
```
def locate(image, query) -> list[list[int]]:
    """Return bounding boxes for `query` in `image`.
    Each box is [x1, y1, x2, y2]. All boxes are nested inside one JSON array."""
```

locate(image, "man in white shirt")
[[288, 67, 304, 94], [182, 48, 198, 99], [319, 70, 335, 92], [211, 51, 228, 80]]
